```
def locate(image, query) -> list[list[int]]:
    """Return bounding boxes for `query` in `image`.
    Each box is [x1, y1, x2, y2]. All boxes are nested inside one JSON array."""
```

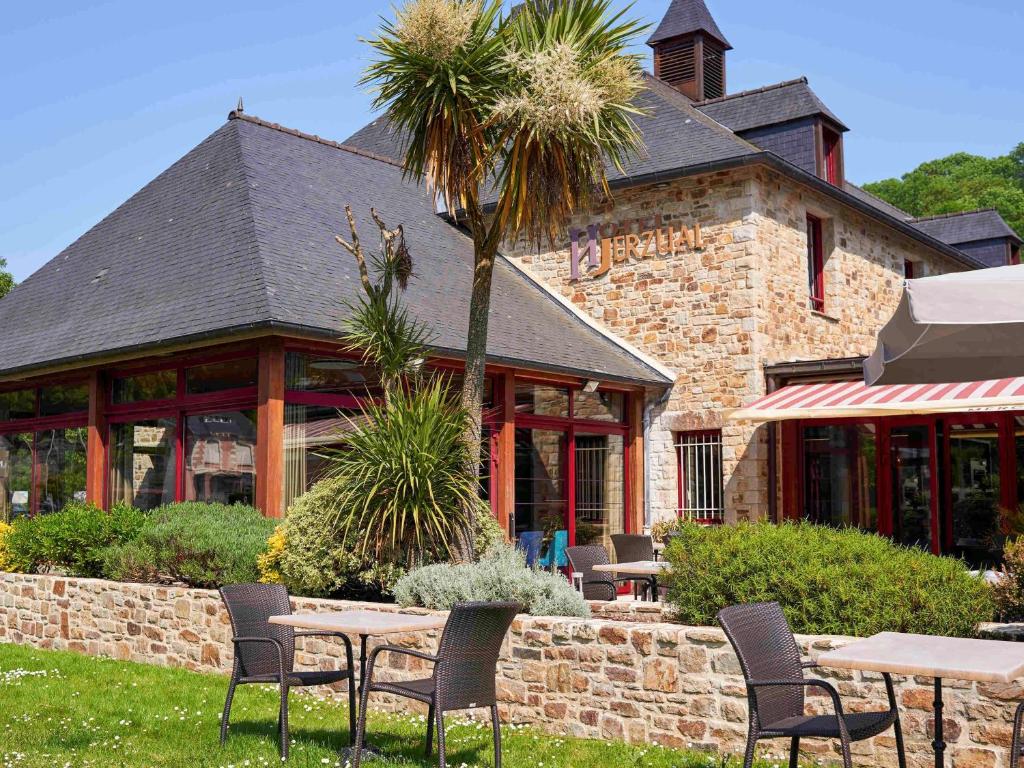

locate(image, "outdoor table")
[[592, 560, 670, 602], [817, 632, 1024, 768], [269, 610, 447, 753]]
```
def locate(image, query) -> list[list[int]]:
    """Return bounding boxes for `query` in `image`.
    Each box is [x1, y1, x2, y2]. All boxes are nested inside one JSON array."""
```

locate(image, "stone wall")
[[500, 165, 969, 524], [1, 572, 1019, 767]]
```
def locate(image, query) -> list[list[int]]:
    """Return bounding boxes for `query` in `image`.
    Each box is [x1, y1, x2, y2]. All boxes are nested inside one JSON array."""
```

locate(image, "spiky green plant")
[[363, 0, 648, 556]]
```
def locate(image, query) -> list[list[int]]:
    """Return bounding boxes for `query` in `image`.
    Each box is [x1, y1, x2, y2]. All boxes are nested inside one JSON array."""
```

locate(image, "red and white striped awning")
[[728, 377, 1024, 422]]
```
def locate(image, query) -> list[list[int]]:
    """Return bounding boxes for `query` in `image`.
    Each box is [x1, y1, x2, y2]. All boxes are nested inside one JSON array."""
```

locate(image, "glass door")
[[947, 420, 1001, 567], [513, 427, 568, 542], [573, 431, 625, 550], [889, 423, 936, 552]]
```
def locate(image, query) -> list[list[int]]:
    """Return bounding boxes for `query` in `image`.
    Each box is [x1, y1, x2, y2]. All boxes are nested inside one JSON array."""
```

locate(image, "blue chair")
[[538, 530, 569, 569], [516, 531, 544, 567]]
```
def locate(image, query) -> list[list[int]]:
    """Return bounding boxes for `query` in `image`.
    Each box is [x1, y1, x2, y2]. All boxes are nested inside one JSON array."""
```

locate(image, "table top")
[[592, 560, 669, 575], [816, 632, 1024, 683], [269, 610, 447, 636]]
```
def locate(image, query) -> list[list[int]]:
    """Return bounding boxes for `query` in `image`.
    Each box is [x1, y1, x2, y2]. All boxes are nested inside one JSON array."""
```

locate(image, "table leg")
[[343, 634, 380, 761], [650, 576, 659, 603], [933, 677, 945, 768], [358, 634, 369, 693]]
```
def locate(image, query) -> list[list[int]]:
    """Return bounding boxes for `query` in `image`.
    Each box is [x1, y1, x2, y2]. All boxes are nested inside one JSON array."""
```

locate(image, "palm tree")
[[363, 0, 647, 556]]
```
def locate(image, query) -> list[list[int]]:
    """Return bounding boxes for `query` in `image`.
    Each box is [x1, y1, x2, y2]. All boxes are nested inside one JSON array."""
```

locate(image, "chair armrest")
[[293, 631, 355, 671], [363, 643, 439, 686], [232, 636, 285, 680], [746, 678, 848, 729], [801, 660, 819, 669]]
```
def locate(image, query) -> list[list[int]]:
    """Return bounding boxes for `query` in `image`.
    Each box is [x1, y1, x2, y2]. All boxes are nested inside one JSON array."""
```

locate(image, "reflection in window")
[[515, 384, 569, 418], [185, 359, 258, 395], [283, 404, 356, 514], [184, 411, 257, 506], [802, 424, 877, 531], [110, 419, 177, 511], [285, 353, 381, 399], [113, 370, 177, 404], [573, 390, 625, 423], [39, 385, 89, 417], [0, 433, 33, 522], [37, 427, 88, 515], [949, 422, 1001, 568], [0, 390, 35, 421], [890, 426, 933, 551], [514, 427, 567, 541]]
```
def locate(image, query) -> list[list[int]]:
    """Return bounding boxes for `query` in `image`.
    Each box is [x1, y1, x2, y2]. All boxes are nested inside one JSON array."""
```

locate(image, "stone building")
[[2, 0, 1023, 564]]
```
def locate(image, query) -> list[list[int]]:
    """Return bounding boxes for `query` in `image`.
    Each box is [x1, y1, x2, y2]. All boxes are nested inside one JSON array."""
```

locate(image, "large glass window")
[[113, 370, 177, 404], [1017, 417, 1024, 516], [890, 425, 934, 551], [36, 427, 88, 515], [802, 424, 877, 531], [515, 384, 569, 418], [949, 422, 1001, 567], [184, 411, 257, 505], [573, 390, 625, 423], [0, 433, 33, 522], [39, 384, 89, 417], [283, 404, 356, 513], [0, 390, 35, 422], [185, 359, 258, 396], [514, 427, 567, 541], [575, 432, 625, 548], [285, 353, 381, 399], [110, 419, 177, 511], [676, 430, 724, 523]]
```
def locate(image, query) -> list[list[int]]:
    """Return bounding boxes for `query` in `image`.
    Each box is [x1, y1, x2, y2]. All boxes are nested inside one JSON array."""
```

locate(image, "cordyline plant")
[[331, 206, 488, 565], [363, 0, 648, 557]]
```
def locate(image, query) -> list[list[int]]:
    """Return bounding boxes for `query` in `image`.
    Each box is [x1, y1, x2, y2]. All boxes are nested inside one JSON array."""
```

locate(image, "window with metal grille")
[[675, 430, 724, 522], [575, 435, 608, 524], [702, 43, 725, 100]]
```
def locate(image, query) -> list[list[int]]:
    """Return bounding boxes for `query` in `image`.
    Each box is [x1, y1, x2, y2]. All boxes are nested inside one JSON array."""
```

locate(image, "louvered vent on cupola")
[[655, 38, 697, 97], [702, 42, 725, 100]]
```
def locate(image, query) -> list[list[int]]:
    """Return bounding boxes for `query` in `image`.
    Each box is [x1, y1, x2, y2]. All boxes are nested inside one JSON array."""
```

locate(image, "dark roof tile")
[[912, 208, 1022, 246], [695, 78, 847, 133], [647, 0, 731, 49]]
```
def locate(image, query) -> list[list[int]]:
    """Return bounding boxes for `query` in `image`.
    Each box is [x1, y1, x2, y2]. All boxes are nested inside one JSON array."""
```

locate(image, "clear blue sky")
[[3, 0, 1022, 282]]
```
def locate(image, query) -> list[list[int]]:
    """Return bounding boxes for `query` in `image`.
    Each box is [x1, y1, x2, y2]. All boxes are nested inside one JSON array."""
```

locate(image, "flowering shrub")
[[994, 536, 1024, 622], [257, 526, 286, 584], [0, 522, 18, 572]]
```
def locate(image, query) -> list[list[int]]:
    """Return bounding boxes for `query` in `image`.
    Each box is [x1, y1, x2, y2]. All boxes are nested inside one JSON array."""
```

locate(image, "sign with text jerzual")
[[569, 215, 704, 281]]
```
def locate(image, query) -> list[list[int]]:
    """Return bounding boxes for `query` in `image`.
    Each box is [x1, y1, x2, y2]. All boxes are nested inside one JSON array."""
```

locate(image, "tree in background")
[[362, 0, 647, 557], [865, 144, 1024, 236], [0, 258, 14, 299]]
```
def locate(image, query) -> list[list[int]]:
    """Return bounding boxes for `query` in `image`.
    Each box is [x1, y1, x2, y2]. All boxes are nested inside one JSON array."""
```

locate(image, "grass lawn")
[[0, 642, 774, 768]]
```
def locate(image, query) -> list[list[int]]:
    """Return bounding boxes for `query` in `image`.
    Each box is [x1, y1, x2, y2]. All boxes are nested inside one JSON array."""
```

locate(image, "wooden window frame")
[[806, 214, 826, 312]]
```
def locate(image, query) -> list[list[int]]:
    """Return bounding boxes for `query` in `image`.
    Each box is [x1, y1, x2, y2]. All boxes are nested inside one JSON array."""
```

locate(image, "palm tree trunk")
[[456, 222, 500, 563]]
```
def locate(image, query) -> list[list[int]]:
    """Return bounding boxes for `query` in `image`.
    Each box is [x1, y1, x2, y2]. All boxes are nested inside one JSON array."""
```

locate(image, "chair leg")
[[742, 732, 758, 768], [492, 705, 502, 768], [1011, 702, 1024, 768], [426, 703, 435, 756], [893, 714, 907, 768], [279, 684, 289, 761], [220, 677, 238, 746], [789, 736, 799, 768], [435, 707, 447, 768], [838, 732, 852, 768]]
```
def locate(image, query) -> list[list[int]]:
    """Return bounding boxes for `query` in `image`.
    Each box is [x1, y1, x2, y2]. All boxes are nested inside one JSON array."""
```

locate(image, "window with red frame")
[[675, 430, 723, 523], [1012, 244, 1021, 266], [904, 259, 916, 280], [822, 126, 842, 185], [806, 214, 825, 312]]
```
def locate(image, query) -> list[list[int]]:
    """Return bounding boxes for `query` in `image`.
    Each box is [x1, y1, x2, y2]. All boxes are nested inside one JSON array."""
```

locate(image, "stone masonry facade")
[[1, 572, 1019, 768], [501, 165, 969, 524]]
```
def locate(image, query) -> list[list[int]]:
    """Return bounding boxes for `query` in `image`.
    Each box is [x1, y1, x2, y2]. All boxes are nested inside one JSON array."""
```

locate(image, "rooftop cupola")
[[648, 0, 731, 101]]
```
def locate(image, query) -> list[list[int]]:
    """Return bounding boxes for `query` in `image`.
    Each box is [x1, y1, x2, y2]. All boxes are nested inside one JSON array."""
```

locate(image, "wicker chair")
[[566, 545, 652, 601], [219, 584, 356, 760], [717, 602, 906, 768], [611, 533, 656, 599], [353, 601, 521, 768], [1011, 702, 1024, 767]]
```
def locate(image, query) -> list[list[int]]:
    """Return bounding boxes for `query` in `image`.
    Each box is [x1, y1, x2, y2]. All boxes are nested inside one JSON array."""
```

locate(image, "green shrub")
[[393, 544, 590, 618], [99, 539, 160, 583], [5, 502, 146, 578], [278, 476, 404, 600], [135, 502, 275, 589], [662, 521, 993, 638]]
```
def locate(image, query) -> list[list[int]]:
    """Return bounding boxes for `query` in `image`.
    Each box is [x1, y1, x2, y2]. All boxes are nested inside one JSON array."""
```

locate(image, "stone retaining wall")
[[0, 571, 1018, 767]]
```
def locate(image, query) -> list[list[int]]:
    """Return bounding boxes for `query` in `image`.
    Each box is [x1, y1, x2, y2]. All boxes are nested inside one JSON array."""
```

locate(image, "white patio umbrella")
[[864, 263, 1024, 385]]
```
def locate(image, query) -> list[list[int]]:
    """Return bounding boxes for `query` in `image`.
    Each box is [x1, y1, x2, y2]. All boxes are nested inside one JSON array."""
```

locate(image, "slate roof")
[[695, 78, 848, 133], [911, 209, 1022, 246], [646, 0, 731, 49], [0, 114, 669, 385], [843, 182, 913, 222]]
